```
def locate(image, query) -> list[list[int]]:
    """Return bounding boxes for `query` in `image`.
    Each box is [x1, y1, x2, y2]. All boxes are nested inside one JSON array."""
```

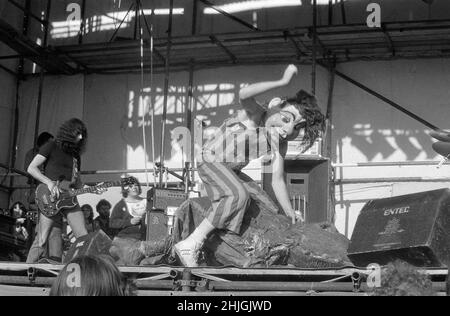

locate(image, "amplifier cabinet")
[[146, 188, 188, 242]]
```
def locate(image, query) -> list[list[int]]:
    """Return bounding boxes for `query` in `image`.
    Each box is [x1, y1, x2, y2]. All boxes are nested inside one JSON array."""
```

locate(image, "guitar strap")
[[72, 157, 79, 183]]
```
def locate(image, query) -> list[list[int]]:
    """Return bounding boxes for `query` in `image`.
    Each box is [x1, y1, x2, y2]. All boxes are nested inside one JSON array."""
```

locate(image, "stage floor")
[[0, 262, 447, 296]]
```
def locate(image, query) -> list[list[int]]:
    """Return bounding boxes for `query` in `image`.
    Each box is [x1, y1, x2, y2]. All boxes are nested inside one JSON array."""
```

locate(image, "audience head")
[[81, 204, 94, 223], [50, 255, 135, 296], [96, 199, 112, 218], [372, 260, 436, 296], [121, 176, 141, 198], [10, 202, 26, 219]]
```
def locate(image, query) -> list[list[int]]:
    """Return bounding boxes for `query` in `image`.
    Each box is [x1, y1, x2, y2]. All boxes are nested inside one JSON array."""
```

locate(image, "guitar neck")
[[70, 181, 121, 196]]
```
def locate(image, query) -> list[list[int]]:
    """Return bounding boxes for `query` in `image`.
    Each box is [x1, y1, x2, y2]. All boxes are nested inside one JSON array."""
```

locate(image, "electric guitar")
[[36, 177, 134, 218]]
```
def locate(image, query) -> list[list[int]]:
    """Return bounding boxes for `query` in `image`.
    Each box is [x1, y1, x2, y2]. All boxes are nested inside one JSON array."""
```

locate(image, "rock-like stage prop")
[[171, 197, 351, 268]]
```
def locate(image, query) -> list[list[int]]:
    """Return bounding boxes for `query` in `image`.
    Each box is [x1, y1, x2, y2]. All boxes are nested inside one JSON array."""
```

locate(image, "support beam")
[[340, 0, 347, 25], [328, 0, 333, 25], [325, 62, 336, 223], [8, 0, 31, 208], [198, 0, 260, 31], [192, 0, 199, 36], [381, 24, 396, 56], [0, 163, 30, 178], [0, 63, 17, 76], [324, 63, 440, 131], [109, 2, 135, 43], [138, 2, 166, 64], [312, 0, 317, 95], [33, 0, 52, 152], [78, 0, 87, 45], [0, 18, 75, 74], [283, 30, 308, 60], [7, 0, 48, 26], [209, 35, 237, 63], [0, 54, 22, 60], [159, 0, 174, 187], [325, 62, 336, 159]]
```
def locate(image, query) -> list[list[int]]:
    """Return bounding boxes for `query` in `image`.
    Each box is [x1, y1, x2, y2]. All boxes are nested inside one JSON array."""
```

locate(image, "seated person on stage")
[[109, 177, 147, 265], [174, 64, 325, 267], [94, 199, 115, 239]]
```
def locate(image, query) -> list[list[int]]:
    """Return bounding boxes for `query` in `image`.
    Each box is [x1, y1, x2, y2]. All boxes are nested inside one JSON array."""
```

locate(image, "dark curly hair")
[[96, 199, 112, 212], [121, 176, 141, 198], [285, 90, 325, 150], [10, 201, 26, 218], [81, 204, 94, 222], [55, 118, 88, 157]]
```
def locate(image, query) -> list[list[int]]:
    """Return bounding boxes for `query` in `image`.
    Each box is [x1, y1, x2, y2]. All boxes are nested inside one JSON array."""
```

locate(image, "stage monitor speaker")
[[348, 188, 450, 267], [64, 230, 112, 264], [146, 188, 188, 242]]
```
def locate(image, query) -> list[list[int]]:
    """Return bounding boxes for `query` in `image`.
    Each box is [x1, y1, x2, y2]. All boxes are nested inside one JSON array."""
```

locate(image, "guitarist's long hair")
[[55, 118, 88, 157]]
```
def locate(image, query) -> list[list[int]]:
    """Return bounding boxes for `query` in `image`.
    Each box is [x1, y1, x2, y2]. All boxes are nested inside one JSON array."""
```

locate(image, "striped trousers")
[[197, 162, 279, 234]]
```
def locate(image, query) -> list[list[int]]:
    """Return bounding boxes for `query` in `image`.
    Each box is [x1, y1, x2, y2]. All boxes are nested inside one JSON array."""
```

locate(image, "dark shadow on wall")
[[334, 110, 438, 163]]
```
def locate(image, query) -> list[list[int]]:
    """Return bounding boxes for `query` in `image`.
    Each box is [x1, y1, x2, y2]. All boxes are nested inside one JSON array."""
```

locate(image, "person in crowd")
[[26, 118, 106, 263], [10, 202, 29, 241], [174, 64, 325, 267], [94, 199, 114, 239], [49, 255, 136, 296], [81, 204, 95, 234], [6, 202, 30, 261]]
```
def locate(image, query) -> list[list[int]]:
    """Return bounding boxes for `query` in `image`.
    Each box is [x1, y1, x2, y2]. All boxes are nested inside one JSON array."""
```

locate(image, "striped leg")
[[236, 171, 280, 215], [198, 163, 250, 234]]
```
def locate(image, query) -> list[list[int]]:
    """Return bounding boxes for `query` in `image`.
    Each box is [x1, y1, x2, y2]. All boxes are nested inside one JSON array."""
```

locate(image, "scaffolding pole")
[[8, 0, 31, 208], [312, 0, 318, 95], [33, 0, 52, 151], [78, 0, 87, 45], [159, 0, 174, 187]]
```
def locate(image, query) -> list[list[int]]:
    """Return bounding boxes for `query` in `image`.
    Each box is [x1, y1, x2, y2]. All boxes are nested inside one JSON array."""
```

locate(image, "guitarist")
[[26, 118, 104, 263]]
